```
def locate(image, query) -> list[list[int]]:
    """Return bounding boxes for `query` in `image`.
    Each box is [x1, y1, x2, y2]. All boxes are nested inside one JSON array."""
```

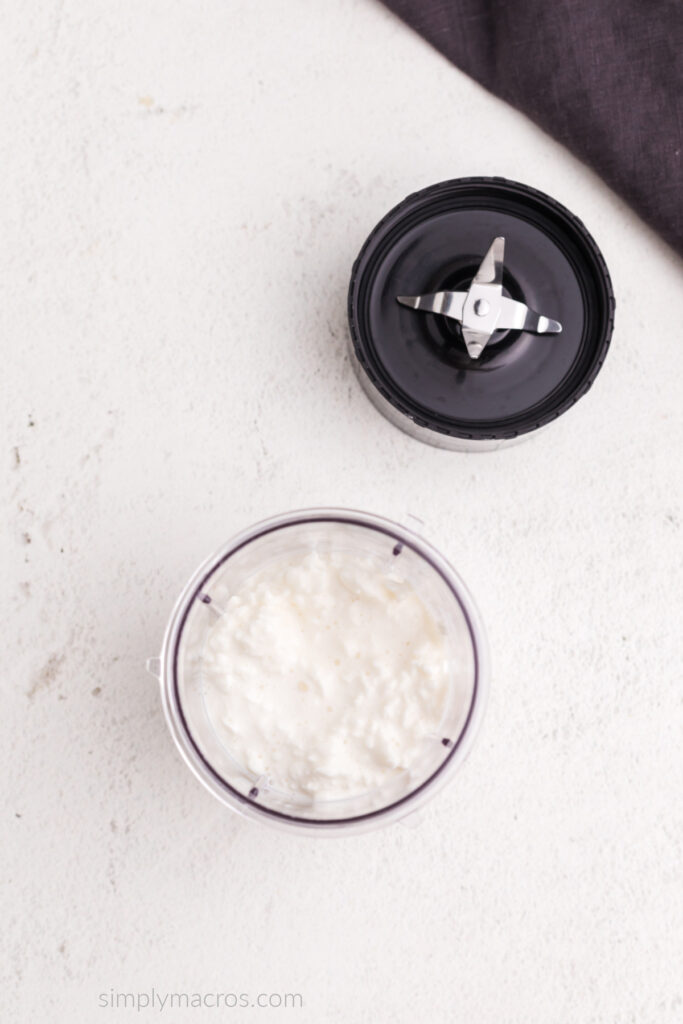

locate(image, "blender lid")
[[348, 177, 615, 441]]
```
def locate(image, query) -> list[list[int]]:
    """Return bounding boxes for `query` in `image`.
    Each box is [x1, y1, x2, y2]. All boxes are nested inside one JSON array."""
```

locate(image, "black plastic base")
[[348, 178, 615, 443]]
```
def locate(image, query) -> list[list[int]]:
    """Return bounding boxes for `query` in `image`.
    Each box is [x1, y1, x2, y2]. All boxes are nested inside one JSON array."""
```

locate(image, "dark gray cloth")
[[379, 0, 683, 256]]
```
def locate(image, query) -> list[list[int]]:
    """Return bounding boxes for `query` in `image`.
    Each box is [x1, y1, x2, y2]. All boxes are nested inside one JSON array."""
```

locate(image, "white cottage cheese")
[[201, 550, 450, 800]]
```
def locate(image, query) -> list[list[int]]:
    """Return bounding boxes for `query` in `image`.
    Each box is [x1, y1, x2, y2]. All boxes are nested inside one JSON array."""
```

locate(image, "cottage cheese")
[[201, 550, 451, 800]]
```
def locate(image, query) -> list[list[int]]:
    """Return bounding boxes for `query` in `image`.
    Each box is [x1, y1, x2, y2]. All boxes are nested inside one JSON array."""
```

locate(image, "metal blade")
[[396, 236, 562, 360], [460, 327, 489, 360], [496, 296, 563, 334], [396, 291, 467, 322], [473, 236, 505, 286], [526, 314, 562, 334]]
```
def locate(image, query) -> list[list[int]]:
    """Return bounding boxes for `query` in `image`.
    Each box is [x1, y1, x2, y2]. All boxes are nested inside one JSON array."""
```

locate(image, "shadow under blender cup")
[[158, 509, 490, 836], [348, 177, 615, 451]]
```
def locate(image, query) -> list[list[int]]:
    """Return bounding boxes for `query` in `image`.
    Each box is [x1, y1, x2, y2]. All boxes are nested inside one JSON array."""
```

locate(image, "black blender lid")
[[348, 177, 615, 441]]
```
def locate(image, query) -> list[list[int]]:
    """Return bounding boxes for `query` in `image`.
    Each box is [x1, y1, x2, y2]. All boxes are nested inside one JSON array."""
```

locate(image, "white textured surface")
[[2, 1, 682, 1021]]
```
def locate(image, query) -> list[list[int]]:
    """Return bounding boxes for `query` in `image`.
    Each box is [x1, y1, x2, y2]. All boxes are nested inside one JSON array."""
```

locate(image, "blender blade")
[[396, 235, 563, 359]]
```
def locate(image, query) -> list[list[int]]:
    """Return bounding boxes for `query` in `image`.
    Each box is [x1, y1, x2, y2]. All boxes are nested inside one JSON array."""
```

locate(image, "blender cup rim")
[[160, 507, 490, 834]]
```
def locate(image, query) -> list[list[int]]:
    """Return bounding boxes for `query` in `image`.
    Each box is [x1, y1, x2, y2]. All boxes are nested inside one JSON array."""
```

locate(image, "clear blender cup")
[[152, 509, 490, 835]]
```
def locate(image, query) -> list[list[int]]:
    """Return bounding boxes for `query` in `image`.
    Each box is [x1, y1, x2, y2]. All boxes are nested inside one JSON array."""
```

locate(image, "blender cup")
[[153, 509, 489, 835]]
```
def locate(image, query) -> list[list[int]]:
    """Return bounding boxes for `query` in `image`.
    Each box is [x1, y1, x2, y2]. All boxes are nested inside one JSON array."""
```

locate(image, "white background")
[[2, 1, 682, 1021]]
